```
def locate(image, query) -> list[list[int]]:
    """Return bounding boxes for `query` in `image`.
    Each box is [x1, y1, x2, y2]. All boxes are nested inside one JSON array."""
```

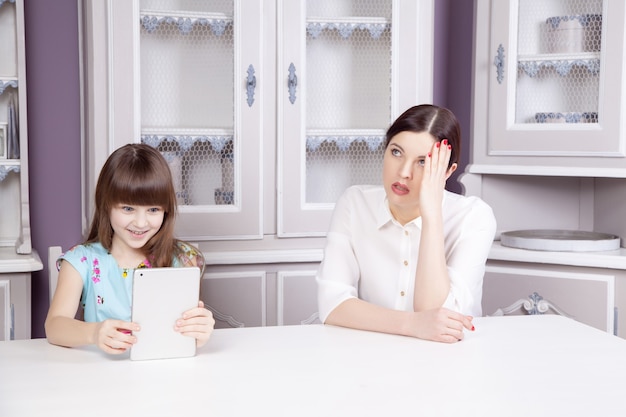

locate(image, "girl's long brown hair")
[[86, 143, 179, 267]]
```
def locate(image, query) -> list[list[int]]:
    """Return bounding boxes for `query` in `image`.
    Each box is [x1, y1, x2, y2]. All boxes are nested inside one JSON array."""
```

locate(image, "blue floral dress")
[[58, 241, 204, 322]]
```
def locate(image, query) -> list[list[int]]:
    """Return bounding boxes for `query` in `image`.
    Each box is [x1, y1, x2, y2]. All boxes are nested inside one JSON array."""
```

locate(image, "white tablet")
[[130, 267, 201, 361]]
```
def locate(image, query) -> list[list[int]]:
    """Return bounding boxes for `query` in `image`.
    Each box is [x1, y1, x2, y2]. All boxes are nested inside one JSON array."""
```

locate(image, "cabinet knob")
[[288, 63, 298, 104], [246, 64, 256, 107], [494, 44, 505, 84]]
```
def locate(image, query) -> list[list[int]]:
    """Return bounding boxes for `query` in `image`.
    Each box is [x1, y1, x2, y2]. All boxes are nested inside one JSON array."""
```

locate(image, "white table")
[[1, 315, 625, 417]]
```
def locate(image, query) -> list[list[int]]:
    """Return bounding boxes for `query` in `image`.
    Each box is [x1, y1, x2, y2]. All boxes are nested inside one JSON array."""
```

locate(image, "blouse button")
[[400, 291, 405, 296], [404, 230, 409, 236], [403, 260, 408, 266]]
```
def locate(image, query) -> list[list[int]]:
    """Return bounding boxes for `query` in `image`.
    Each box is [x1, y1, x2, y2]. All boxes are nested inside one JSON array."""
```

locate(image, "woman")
[[316, 104, 496, 343]]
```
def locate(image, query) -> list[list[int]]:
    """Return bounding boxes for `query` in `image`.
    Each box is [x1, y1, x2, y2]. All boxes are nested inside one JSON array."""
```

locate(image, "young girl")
[[45, 144, 215, 354], [316, 105, 497, 343]]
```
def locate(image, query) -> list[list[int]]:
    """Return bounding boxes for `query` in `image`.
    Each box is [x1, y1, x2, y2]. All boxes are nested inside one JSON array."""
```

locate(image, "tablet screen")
[[130, 267, 200, 360]]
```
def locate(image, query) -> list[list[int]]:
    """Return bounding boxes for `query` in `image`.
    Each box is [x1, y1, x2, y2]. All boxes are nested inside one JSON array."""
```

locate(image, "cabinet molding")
[[466, 163, 626, 178], [204, 249, 323, 266]]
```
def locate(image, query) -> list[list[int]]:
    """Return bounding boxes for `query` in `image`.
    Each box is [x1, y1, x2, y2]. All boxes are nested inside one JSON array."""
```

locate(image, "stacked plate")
[[500, 229, 620, 252]]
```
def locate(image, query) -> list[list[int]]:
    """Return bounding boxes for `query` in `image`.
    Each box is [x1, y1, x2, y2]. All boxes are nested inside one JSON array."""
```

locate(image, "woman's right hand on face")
[[410, 308, 474, 343], [418, 140, 452, 220], [94, 319, 139, 354]]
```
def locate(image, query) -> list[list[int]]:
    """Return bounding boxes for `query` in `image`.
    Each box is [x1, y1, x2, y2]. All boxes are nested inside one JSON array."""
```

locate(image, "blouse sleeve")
[[441, 198, 497, 316], [316, 189, 361, 323]]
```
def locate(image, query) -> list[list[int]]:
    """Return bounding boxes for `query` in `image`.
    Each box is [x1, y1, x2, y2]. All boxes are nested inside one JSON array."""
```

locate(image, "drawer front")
[[482, 263, 615, 333], [278, 270, 320, 326], [202, 271, 267, 329]]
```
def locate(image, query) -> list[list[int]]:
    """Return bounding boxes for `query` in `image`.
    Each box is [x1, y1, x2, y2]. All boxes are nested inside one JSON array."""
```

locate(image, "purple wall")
[[23, 0, 475, 338], [435, 0, 475, 194], [25, 0, 83, 338]]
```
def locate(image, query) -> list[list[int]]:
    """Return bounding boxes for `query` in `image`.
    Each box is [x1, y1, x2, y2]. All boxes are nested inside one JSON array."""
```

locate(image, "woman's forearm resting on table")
[[324, 298, 474, 343], [324, 298, 416, 336]]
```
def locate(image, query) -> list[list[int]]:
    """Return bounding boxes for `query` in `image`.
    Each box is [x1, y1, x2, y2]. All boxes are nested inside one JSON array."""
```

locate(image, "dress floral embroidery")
[[58, 241, 203, 323], [92, 259, 101, 283]]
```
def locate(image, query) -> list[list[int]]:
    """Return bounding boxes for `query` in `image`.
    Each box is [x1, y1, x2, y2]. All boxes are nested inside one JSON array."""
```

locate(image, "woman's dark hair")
[[385, 104, 460, 169], [86, 143, 178, 267]]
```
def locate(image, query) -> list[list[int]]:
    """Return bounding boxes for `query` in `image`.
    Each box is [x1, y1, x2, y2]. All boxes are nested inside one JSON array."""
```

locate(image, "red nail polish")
[[436, 142, 440, 148], [428, 152, 431, 157], [442, 139, 448, 145], [471, 325, 475, 331], [448, 145, 452, 150]]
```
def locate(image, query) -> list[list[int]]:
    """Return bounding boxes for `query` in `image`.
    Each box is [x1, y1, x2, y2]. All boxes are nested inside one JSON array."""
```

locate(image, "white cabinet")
[[80, 0, 434, 240], [470, 0, 626, 172], [465, 0, 626, 338], [0, 248, 42, 341], [0, 0, 42, 341], [465, 0, 626, 238]]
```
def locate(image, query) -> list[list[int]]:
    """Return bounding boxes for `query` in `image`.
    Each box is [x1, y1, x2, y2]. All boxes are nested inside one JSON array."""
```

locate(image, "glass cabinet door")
[[0, 0, 21, 248], [83, 0, 432, 240], [0, 0, 31, 253], [278, 0, 433, 236], [138, 0, 263, 240], [488, 0, 625, 157]]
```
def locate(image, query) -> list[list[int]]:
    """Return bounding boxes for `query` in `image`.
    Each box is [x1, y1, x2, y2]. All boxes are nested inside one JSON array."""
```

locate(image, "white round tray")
[[500, 229, 620, 252]]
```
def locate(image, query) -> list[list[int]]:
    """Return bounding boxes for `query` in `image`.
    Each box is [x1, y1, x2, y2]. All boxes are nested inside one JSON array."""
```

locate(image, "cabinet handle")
[[288, 63, 298, 104], [0, 79, 18, 95], [246, 64, 256, 107], [494, 44, 505, 84]]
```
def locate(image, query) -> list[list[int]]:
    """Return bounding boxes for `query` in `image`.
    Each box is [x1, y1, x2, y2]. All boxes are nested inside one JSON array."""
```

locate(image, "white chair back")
[[48, 246, 63, 303]]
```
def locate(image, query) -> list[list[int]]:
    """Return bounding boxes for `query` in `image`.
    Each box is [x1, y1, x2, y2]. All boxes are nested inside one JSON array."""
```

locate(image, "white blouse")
[[316, 185, 497, 323]]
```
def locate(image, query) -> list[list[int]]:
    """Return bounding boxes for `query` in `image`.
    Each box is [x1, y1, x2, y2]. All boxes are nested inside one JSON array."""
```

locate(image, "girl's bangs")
[[111, 173, 172, 207]]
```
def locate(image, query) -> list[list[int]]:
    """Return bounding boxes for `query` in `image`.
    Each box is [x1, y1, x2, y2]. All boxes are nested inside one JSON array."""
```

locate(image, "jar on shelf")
[[543, 14, 602, 54]]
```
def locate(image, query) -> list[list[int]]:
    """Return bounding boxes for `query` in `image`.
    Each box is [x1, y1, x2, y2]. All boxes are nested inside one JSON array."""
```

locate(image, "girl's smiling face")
[[110, 204, 165, 253], [383, 131, 455, 224]]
